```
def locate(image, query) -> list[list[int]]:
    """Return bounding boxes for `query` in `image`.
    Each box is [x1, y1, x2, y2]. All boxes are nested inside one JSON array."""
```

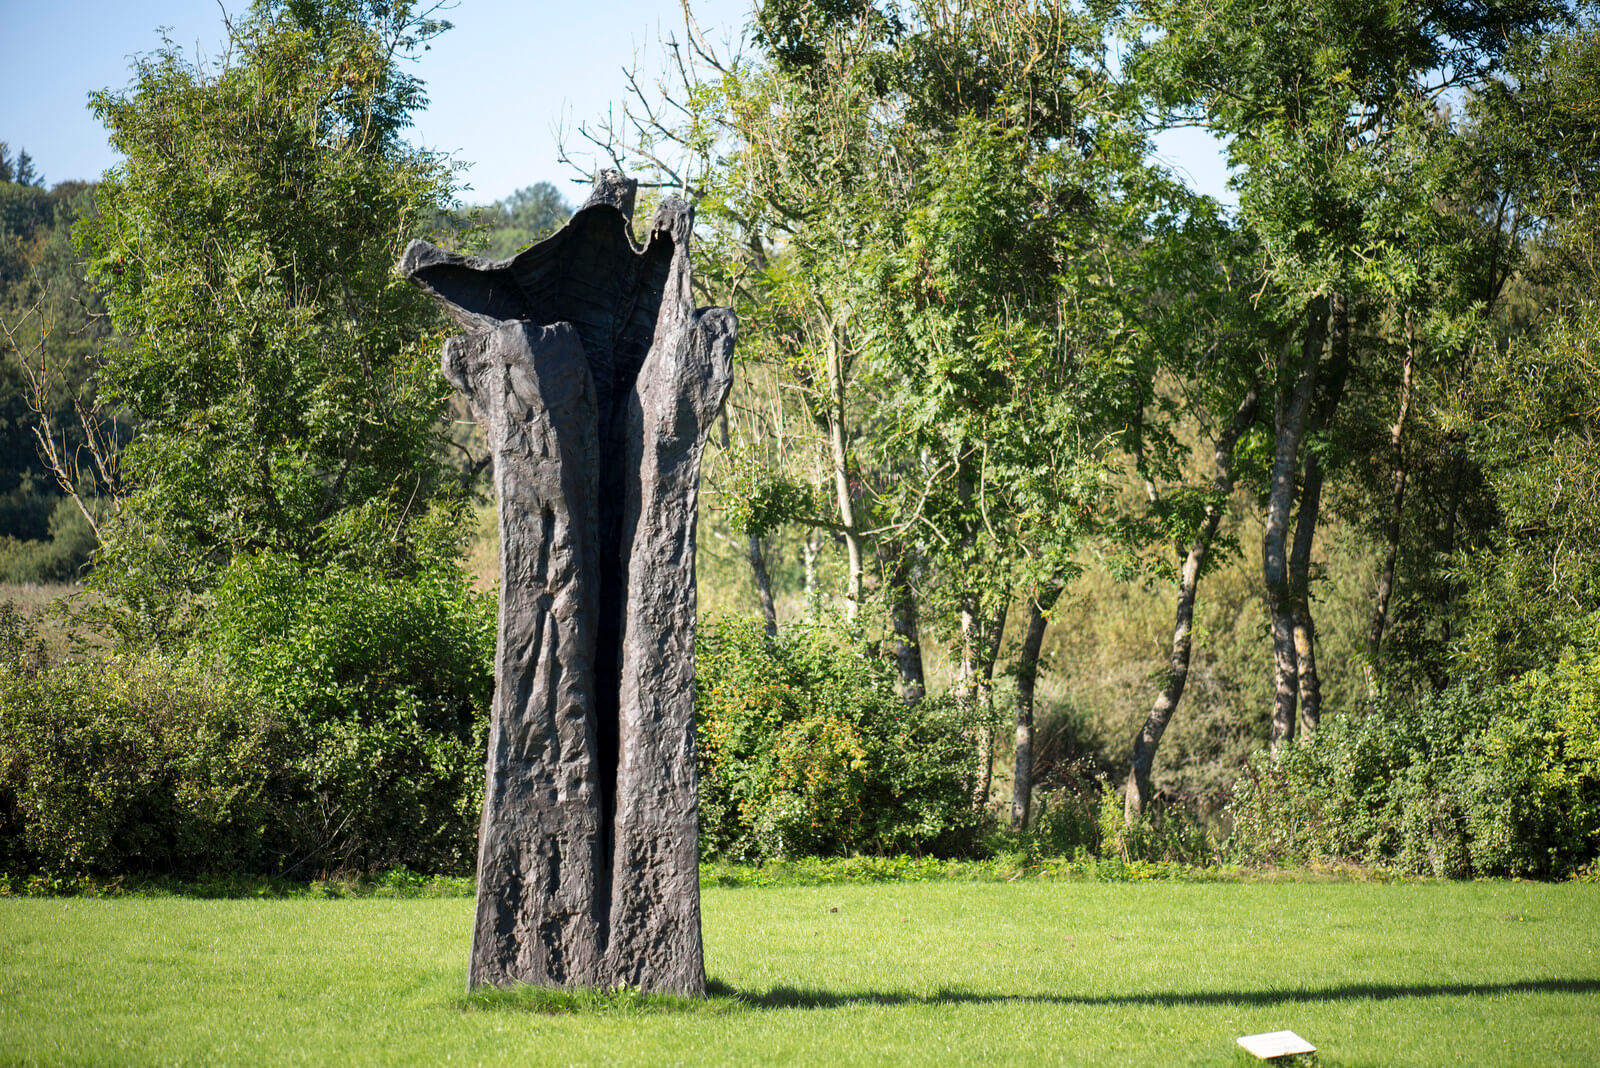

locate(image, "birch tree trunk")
[[825, 330, 864, 622], [1125, 383, 1259, 822], [1264, 301, 1327, 751], [801, 528, 823, 617]]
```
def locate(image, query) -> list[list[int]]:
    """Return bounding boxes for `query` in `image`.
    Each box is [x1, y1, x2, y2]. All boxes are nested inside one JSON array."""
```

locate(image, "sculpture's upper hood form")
[[400, 171, 694, 387]]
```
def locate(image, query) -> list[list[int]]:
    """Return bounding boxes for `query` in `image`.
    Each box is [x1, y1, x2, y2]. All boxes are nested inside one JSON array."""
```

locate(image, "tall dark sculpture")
[[399, 172, 734, 995]]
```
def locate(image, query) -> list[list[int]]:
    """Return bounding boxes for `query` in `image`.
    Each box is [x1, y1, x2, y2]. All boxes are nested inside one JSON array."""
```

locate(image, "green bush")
[[0, 652, 288, 876], [197, 548, 496, 875], [695, 615, 980, 861], [1228, 622, 1600, 877], [1459, 637, 1600, 876], [1, 544, 496, 879]]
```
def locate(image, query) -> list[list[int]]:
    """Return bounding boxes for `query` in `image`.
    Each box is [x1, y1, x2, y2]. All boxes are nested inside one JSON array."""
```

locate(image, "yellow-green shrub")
[[695, 616, 979, 860], [0, 652, 287, 875]]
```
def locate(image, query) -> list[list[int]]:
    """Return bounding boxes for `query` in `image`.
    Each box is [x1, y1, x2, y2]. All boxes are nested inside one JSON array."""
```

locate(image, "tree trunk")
[[1287, 294, 1352, 739], [973, 595, 1010, 812], [956, 457, 981, 697], [720, 406, 778, 639], [801, 528, 822, 617], [1291, 593, 1322, 738], [1437, 449, 1464, 657], [1288, 452, 1327, 737], [1013, 584, 1063, 831], [825, 333, 864, 622], [1264, 301, 1327, 752], [955, 456, 984, 786], [749, 531, 778, 637], [881, 542, 926, 703], [1368, 323, 1415, 684], [1125, 383, 1259, 823]]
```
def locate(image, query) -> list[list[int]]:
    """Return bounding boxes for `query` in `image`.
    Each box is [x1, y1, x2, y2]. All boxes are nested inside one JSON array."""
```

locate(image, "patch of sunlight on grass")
[[1, 882, 1597, 1065]]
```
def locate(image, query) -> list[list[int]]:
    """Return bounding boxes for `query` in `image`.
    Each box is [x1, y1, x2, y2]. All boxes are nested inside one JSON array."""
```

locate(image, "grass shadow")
[[451, 975, 1600, 1016], [455, 979, 746, 1016], [730, 977, 1600, 1010]]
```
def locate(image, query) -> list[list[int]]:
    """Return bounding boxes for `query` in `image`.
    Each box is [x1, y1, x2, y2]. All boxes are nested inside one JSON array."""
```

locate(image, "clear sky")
[[0, 0, 1230, 206]]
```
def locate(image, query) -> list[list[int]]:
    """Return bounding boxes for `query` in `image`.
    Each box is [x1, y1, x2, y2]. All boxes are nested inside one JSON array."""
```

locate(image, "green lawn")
[[2, 880, 1597, 1065]]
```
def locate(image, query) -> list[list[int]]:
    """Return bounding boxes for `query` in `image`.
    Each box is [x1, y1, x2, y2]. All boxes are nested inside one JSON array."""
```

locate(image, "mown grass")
[[1, 879, 1596, 1066]]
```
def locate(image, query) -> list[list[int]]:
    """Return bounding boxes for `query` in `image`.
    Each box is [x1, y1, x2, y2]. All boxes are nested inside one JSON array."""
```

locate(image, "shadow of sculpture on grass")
[[720, 976, 1600, 1010], [451, 975, 1600, 1015], [401, 171, 734, 996]]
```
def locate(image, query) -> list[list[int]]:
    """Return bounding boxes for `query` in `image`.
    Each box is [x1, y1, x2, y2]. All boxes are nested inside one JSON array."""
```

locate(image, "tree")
[[586, 1, 1186, 823], [473, 182, 571, 258], [0, 144, 42, 188], [1444, 15, 1600, 682], [1122, 375, 1262, 820], [1128, 0, 1566, 746], [859, 96, 1147, 814], [78, 0, 460, 637], [0, 170, 115, 582]]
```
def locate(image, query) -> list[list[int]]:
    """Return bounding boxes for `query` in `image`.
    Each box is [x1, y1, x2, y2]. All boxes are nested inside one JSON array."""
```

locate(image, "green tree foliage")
[[0, 169, 112, 581], [1451, 303, 1600, 681], [695, 615, 979, 859], [78, 0, 460, 637], [472, 182, 571, 259], [1223, 15, 1600, 875], [1127, 0, 1567, 745], [0, 1, 503, 880], [608, 1, 1167, 694], [1343, 16, 1600, 694]]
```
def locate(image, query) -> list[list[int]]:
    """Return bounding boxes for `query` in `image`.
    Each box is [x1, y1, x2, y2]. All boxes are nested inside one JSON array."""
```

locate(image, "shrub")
[[0, 600, 46, 676], [0, 652, 288, 876], [197, 549, 496, 875], [0, 545, 496, 879], [1228, 621, 1600, 878], [695, 616, 980, 860], [1460, 637, 1600, 876]]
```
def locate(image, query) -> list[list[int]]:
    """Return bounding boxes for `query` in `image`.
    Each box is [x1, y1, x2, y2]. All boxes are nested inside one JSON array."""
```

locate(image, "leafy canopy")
[[79, 0, 460, 636]]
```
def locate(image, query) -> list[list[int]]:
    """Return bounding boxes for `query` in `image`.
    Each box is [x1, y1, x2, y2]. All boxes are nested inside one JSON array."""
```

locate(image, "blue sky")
[[0, 0, 1230, 206]]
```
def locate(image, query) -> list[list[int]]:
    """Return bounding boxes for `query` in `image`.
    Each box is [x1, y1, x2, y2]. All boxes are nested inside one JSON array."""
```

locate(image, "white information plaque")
[[1236, 1030, 1317, 1060]]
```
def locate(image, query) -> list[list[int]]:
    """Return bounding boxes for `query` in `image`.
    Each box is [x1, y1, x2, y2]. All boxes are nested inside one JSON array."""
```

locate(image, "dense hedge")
[[695, 615, 981, 860], [14, 584, 1592, 879], [1228, 617, 1600, 878], [0, 554, 495, 878], [5, 606, 984, 876], [0, 652, 286, 875]]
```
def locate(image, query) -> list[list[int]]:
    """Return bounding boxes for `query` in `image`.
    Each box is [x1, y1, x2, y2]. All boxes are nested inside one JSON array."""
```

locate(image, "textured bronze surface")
[[401, 172, 734, 994]]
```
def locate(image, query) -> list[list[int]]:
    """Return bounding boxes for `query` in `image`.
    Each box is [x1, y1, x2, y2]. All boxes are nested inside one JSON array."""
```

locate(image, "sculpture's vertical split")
[[400, 172, 733, 995]]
